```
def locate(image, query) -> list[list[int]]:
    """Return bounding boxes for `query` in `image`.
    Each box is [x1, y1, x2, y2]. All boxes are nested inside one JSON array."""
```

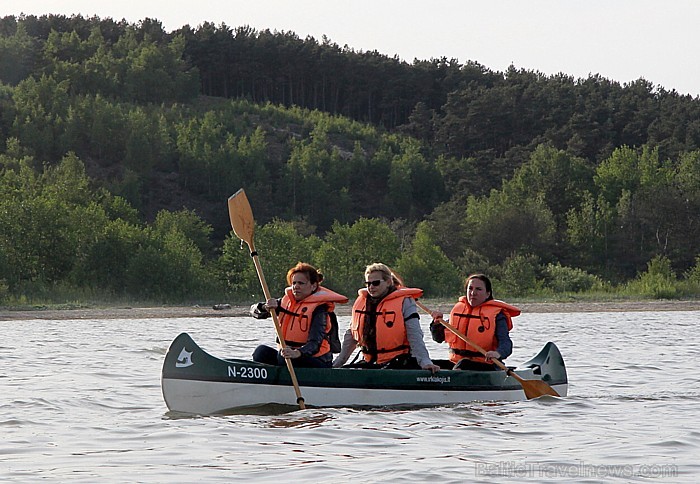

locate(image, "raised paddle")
[[415, 300, 560, 399], [228, 188, 306, 410]]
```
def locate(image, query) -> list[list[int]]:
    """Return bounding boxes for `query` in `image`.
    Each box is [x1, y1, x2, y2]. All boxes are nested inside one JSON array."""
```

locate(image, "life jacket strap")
[[277, 306, 298, 316], [361, 344, 410, 356], [449, 348, 482, 358], [453, 313, 482, 319]]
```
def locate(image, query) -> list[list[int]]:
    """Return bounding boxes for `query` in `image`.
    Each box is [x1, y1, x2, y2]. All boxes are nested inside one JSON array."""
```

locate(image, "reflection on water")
[[2, 312, 700, 482], [265, 411, 335, 428]]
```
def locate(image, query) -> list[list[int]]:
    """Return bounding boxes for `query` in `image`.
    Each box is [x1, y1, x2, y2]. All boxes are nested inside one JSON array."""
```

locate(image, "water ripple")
[[2, 313, 699, 483]]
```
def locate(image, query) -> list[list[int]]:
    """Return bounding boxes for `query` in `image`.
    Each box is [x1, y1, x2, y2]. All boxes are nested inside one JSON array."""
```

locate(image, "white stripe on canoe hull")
[[162, 378, 569, 414]]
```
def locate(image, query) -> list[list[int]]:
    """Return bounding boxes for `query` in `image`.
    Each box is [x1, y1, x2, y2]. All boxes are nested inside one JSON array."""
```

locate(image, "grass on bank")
[[2, 284, 700, 313], [2, 254, 700, 312]]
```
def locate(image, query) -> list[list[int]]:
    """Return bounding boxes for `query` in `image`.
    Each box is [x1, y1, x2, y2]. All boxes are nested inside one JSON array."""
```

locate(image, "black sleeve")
[[249, 302, 270, 319], [430, 320, 446, 343]]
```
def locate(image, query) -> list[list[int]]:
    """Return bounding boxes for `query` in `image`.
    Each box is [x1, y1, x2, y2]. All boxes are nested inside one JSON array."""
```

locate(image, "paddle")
[[227, 188, 306, 410], [415, 300, 560, 399]]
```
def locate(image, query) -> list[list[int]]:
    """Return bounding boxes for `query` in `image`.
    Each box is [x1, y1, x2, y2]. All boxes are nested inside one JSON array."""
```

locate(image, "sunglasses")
[[365, 280, 383, 287]]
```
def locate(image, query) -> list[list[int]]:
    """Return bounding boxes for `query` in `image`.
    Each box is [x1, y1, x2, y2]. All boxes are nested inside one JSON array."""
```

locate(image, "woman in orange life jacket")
[[429, 273, 520, 371], [332, 263, 440, 373], [250, 262, 348, 368]]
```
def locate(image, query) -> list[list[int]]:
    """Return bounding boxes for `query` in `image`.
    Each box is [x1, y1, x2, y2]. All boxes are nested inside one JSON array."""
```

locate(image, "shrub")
[[624, 255, 679, 299], [543, 263, 603, 293], [680, 255, 700, 296], [493, 253, 543, 297]]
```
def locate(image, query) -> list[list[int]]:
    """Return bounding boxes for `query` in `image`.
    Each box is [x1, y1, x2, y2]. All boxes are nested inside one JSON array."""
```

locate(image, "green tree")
[[594, 145, 649, 205], [506, 145, 593, 228], [282, 126, 353, 230], [674, 151, 700, 268], [386, 137, 444, 219], [220, 220, 321, 298], [76, 26, 121, 97], [175, 110, 239, 199], [0, 153, 108, 290], [11, 74, 70, 159], [566, 192, 614, 276], [0, 22, 39, 85], [60, 94, 128, 163], [153, 208, 213, 255], [316, 218, 400, 295], [395, 221, 461, 296], [124, 227, 210, 301], [464, 190, 556, 265], [592, 145, 695, 278], [124, 34, 198, 103], [123, 107, 173, 176], [72, 218, 146, 293]]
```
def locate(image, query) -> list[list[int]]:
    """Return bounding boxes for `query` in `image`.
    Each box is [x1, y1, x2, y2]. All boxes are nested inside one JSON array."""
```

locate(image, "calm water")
[[2, 310, 699, 483]]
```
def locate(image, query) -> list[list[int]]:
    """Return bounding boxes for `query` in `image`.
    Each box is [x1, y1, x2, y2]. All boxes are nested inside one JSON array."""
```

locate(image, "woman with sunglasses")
[[250, 262, 348, 368], [429, 274, 520, 371], [333, 263, 440, 373]]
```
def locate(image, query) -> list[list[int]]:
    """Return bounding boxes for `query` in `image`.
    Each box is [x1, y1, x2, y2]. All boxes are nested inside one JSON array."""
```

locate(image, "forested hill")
[[1, 14, 700, 303]]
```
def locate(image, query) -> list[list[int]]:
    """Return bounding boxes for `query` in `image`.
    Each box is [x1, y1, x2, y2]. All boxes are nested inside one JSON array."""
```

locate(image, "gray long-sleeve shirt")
[[332, 297, 434, 368]]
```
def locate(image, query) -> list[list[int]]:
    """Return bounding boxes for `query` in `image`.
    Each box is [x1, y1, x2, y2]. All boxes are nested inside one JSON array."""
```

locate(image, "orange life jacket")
[[279, 286, 348, 357], [351, 286, 423, 364], [445, 297, 520, 364]]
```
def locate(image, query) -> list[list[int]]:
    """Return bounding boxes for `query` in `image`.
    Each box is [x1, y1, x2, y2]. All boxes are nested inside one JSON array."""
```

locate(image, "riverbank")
[[2, 299, 700, 320]]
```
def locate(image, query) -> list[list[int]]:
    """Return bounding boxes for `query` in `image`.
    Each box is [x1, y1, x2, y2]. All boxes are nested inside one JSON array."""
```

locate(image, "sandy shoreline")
[[2, 299, 700, 320]]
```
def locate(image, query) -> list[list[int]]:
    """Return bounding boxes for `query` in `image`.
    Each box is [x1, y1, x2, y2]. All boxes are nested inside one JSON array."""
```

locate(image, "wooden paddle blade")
[[520, 379, 560, 399], [228, 189, 255, 248]]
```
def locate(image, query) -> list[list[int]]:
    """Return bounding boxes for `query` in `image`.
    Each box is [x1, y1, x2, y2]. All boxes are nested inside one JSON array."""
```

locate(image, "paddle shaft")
[[228, 189, 306, 409], [248, 247, 306, 408], [415, 301, 560, 398]]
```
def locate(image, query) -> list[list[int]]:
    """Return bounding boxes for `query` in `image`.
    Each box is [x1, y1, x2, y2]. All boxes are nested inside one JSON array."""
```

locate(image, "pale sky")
[[5, 1, 700, 97]]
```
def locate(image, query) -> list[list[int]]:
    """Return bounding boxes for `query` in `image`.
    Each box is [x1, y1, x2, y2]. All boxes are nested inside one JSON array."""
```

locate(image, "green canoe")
[[161, 332, 568, 414]]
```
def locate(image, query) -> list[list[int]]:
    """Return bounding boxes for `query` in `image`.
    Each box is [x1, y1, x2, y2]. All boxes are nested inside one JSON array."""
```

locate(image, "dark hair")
[[464, 273, 493, 301], [286, 262, 324, 285]]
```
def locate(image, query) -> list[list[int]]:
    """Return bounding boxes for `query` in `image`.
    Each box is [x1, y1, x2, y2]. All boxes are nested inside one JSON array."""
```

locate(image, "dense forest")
[[1, 14, 699, 304]]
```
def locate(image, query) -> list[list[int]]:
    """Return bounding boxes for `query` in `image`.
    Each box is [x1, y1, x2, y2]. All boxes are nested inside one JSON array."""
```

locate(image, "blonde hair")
[[364, 262, 402, 286]]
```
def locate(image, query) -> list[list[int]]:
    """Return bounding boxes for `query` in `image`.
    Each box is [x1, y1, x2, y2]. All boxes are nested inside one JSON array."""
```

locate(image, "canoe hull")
[[161, 333, 568, 414]]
